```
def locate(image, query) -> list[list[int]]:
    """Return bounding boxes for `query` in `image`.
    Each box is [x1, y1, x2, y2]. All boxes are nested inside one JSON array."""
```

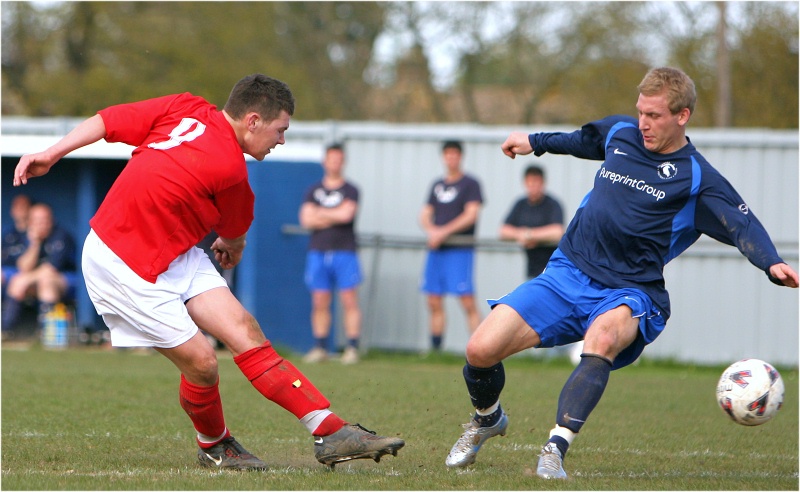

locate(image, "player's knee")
[[465, 337, 498, 368], [189, 353, 220, 385]]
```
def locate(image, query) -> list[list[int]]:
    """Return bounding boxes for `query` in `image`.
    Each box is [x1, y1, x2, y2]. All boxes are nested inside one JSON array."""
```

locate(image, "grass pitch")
[[2, 346, 797, 490]]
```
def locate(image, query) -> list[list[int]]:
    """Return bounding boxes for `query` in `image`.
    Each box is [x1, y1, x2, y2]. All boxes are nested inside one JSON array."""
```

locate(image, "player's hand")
[[13, 151, 58, 186], [501, 132, 533, 159], [211, 235, 246, 269], [427, 227, 448, 249], [769, 263, 799, 288]]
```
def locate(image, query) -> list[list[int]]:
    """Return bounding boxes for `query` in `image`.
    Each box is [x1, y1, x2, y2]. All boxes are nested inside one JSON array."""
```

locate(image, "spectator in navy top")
[[444, 67, 798, 479], [299, 143, 363, 365], [499, 165, 564, 279], [2, 202, 77, 336], [2, 194, 32, 293], [419, 140, 484, 352]]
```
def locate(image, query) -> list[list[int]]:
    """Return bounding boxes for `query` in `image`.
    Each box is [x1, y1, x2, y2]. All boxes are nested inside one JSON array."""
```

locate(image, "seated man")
[[2, 203, 77, 337], [2, 194, 32, 292]]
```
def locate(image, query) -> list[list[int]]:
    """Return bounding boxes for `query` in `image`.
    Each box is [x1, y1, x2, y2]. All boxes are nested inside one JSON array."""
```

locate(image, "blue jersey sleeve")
[[694, 167, 784, 282], [529, 115, 636, 161]]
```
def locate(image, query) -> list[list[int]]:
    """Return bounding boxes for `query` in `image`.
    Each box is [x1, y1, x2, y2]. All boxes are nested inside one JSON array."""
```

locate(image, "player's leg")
[[446, 304, 540, 467], [30, 263, 68, 304], [458, 294, 481, 334], [191, 286, 404, 468], [306, 290, 333, 362], [427, 294, 445, 350], [3, 270, 37, 330], [154, 330, 268, 469], [304, 251, 332, 362], [81, 234, 265, 470], [450, 248, 480, 334], [335, 251, 362, 364], [338, 288, 361, 364], [422, 250, 446, 351], [187, 286, 338, 430], [537, 300, 643, 479], [448, 251, 587, 469]]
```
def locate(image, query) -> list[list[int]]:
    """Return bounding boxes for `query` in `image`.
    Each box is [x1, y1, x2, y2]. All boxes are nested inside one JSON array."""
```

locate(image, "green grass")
[[2, 346, 797, 490]]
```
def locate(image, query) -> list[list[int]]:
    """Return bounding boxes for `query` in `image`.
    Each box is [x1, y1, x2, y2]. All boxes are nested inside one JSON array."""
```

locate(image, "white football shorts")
[[81, 229, 228, 348]]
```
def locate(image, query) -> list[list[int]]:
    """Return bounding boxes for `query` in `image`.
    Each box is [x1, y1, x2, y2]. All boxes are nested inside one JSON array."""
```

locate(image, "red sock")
[[234, 341, 336, 421], [313, 413, 346, 437], [179, 374, 229, 448]]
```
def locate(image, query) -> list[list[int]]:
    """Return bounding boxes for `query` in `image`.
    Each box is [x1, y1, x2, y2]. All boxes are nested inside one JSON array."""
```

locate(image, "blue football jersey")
[[529, 115, 784, 319]]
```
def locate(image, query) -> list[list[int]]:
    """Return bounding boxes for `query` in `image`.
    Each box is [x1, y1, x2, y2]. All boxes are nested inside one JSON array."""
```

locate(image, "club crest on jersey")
[[434, 184, 459, 203], [657, 162, 677, 180], [314, 188, 344, 208], [738, 203, 749, 215]]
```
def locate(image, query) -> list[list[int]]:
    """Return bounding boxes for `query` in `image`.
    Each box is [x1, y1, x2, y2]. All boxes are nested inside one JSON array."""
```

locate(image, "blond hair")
[[638, 67, 696, 115]]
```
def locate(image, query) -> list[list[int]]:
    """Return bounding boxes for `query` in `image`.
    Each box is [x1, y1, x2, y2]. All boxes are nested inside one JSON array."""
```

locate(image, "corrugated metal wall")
[[3, 118, 797, 366]]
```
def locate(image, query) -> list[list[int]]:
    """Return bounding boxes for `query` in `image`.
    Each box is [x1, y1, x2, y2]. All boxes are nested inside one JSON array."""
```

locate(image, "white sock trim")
[[475, 401, 500, 416], [197, 427, 228, 445], [300, 409, 333, 434], [549, 425, 576, 445]]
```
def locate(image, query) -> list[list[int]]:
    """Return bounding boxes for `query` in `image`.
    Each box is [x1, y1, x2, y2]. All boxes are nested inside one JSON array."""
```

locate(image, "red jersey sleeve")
[[98, 94, 190, 147], [214, 178, 255, 239]]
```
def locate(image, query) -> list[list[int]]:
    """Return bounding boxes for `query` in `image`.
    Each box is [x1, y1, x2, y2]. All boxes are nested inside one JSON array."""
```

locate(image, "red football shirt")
[[90, 93, 255, 283]]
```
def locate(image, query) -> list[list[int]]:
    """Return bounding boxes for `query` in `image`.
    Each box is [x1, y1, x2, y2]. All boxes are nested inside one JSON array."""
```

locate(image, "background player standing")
[[419, 140, 484, 353], [299, 143, 363, 365], [13, 74, 403, 471], [499, 165, 564, 279], [444, 67, 798, 479]]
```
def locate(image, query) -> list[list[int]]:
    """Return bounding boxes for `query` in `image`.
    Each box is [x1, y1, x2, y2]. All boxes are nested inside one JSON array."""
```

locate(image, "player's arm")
[[211, 179, 254, 270], [419, 204, 435, 234], [14, 114, 107, 186], [500, 223, 564, 248], [419, 204, 445, 249], [502, 116, 632, 162], [695, 176, 797, 288], [500, 132, 533, 159], [300, 200, 357, 230], [431, 201, 482, 248], [15, 237, 42, 273]]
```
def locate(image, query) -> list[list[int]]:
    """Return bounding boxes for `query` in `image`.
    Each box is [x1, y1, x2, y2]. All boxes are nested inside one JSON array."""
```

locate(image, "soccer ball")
[[716, 358, 784, 426]]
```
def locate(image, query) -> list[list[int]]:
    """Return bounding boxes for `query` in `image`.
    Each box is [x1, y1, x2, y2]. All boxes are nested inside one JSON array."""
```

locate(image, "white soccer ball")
[[716, 358, 784, 426]]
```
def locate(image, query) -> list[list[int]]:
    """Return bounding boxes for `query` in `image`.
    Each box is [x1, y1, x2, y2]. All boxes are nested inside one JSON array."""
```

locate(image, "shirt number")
[[148, 118, 207, 150]]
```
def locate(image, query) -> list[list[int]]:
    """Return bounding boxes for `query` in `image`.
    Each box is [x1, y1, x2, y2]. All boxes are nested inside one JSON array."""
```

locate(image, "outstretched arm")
[[500, 132, 534, 159], [14, 114, 107, 186]]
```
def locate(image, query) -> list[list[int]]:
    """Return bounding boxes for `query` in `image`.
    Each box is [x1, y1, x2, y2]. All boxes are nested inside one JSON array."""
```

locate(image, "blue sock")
[[473, 404, 503, 427], [431, 335, 443, 350], [347, 338, 359, 349], [463, 362, 505, 416], [314, 336, 328, 350], [555, 354, 612, 433], [548, 435, 570, 457]]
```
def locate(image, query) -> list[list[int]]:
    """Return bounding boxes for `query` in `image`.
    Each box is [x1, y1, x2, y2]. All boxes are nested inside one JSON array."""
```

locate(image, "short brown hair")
[[224, 74, 295, 121], [638, 67, 696, 115]]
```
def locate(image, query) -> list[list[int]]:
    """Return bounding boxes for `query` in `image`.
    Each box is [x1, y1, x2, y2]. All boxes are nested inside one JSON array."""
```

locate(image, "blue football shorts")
[[421, 248, 475, 296], [304, 250, 362, 292], [488, 249, 666, 369]]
